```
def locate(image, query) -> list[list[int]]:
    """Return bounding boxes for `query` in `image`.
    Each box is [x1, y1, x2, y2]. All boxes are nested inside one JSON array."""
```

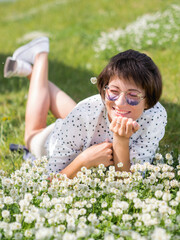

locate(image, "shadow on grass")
[[0, 53, 98, 102], [160, 100, 180, 152]]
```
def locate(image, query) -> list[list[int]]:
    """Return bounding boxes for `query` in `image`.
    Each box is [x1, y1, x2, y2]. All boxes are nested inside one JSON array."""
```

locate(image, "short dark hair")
[[97, 49, 162, 109]]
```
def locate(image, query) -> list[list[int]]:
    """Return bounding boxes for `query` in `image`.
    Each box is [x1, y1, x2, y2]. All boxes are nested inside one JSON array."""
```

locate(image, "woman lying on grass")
[[4, 37, 167, 178]]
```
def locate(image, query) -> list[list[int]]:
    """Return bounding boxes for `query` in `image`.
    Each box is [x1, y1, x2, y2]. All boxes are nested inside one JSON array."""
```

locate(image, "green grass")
[[0, 0, 180, 174]]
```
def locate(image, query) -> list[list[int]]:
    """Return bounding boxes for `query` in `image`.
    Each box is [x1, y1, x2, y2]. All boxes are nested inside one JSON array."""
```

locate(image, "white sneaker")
[[12, 37, 49, 64], [4, 57, 32, 78]]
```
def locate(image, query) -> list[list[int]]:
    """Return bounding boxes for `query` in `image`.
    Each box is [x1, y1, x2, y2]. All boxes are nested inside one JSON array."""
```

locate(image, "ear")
[[144, 102, 149, 110]]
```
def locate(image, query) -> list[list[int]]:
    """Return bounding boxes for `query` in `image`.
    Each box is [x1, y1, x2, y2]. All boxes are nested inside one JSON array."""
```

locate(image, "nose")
[[115, 92, 127, 106]]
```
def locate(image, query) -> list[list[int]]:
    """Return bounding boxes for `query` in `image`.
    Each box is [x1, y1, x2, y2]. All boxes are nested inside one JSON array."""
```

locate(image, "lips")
[[113, 107, 131, 116]]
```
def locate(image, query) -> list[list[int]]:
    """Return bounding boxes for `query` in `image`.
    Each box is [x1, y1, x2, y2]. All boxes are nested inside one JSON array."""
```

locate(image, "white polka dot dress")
[[45, 94, 167, 173]]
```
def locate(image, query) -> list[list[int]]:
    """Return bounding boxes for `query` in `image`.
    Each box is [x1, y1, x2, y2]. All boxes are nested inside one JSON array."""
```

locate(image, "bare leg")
[[48, 81, 76, 119], [25, 53, 76, 147]]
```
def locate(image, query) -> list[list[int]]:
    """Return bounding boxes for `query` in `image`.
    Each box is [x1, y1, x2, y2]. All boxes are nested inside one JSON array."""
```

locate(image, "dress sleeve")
[[46, 106, 88, 173], [130, 103, 167, 165]]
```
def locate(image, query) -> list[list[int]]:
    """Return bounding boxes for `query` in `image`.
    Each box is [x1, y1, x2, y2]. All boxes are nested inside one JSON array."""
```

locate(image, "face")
[[105, 76, 147, 122]]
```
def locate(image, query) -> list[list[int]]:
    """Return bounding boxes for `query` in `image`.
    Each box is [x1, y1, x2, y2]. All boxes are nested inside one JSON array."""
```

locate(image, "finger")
[[107, 159, 114, 166], [116, 117, 123, 129], [109, 117, 118, 132], [132, 121, 140, 132], [126, 118, 133, 135], [118, 117, 128, 135], [105, 138, 110, 142]]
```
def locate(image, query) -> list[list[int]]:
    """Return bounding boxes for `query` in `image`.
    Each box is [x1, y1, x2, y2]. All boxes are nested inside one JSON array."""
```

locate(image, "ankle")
[[34, 52, 48, 62]]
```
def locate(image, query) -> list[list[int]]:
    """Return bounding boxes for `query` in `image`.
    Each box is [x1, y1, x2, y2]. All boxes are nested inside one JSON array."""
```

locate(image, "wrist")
[[113, 133, 130, 143], [78, 151, 89, 168]]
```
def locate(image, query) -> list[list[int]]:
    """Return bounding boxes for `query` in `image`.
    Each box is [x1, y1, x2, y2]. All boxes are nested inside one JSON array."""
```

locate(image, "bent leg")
[[25, 53, 76, 148], [48, 81, 76, 119], [25, 53, 50, 147]]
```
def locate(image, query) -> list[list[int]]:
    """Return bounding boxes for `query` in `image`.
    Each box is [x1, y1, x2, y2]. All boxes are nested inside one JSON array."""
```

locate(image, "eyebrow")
[[109, 85, 141, 92]]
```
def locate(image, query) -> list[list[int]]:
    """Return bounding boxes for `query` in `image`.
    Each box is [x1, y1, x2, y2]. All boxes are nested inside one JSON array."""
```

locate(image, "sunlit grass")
[[0, 0, 179, 173]]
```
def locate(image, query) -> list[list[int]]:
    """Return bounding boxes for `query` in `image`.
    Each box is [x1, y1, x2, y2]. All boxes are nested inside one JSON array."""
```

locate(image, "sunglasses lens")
[[126, 92, 141, 105], [126, 98, 139, 106], [106, 94, 118, 101]]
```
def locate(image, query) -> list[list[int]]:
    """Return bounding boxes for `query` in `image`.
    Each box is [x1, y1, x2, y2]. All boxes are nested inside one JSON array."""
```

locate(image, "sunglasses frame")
[[104, 85, 145, 106]]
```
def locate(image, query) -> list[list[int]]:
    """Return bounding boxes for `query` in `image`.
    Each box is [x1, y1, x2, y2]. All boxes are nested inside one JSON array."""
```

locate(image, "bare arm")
[[110, 117, 140, 172], [60, 142, 113, 179]]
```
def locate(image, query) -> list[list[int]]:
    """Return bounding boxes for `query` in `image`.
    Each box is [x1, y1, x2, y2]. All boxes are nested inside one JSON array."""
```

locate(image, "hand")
[[110, 117, 140, 139], [80, 141, 113, 169]]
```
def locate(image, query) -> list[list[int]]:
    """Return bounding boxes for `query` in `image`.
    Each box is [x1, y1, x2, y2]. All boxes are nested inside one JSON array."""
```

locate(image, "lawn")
[[0, 0, 180, 239], [0, 0, 180, 173]]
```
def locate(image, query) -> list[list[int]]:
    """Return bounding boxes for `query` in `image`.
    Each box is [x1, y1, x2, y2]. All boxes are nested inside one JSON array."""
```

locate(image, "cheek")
[[132, 105, 145, 119]]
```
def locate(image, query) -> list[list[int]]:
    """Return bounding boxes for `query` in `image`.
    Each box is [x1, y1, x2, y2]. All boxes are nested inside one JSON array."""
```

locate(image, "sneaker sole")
[[4, 57, 17, 78], [13, 37, 49, 61]]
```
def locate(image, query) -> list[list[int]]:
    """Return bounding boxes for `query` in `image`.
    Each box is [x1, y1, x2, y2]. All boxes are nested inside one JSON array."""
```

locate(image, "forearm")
[[59, 141, 113, 178], [113, 134, 131, 172], [60, 154, 85, 179]]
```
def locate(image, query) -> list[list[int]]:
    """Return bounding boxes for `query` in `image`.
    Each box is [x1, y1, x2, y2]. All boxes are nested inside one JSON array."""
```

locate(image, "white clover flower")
[[81, 166, 87, 172], [76, 229, 87, 238], [101, 201, 108, 208], [104, 234, 115, 240], [88, 213, 98, 223], [35, 227, 53, 240], [19, 199, 30, 212], [14, 232, 23, 240], [170, 179, 179, 188], [62, 232, 76, 240], [98, 163, 105, 169], [3, 196, 13, 205], [126, 191, 138, 200], [90, 77, 97, 84], [65, 196, 73, 204], [24, 229, 34, 238], [141, 213, 152, 226], [10, 222, 21, 230], [57, 225, 66, 232], [4, 229, 13, 239], [169, 200, 178, 207], [0, 203, 4, 209], [120, 201, 129, 210], [165, 153, 173, 161], [79, 217, 87, 223], [24, 214, 35, 224], [111, 225, 120, 234], [24, 193, 33, 202], [90, 198, 96, 204], [178, 155, 180, 164], [35, 222, 44, 229], [117, 162, 123, 168], [2, 178, 13, 188], [175, 191, 180, 202], [114, 209, 123, 216], [162, 192, 172, 201], [122, 214, 133, 222], [168, 209, 176, 215], [85, 169, 92, 175], [158, 205, 170, 214], [165, 219, 172, 226], [167, 159, 174, 165], [0, 221, 8, 230], [151, 227, 171, 240], [135, 221, 142, 227], [155, 153, 163, 161], [79, 208, 86, 215], [155, 190, 163, 199], [2, 210, 10, 218]]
